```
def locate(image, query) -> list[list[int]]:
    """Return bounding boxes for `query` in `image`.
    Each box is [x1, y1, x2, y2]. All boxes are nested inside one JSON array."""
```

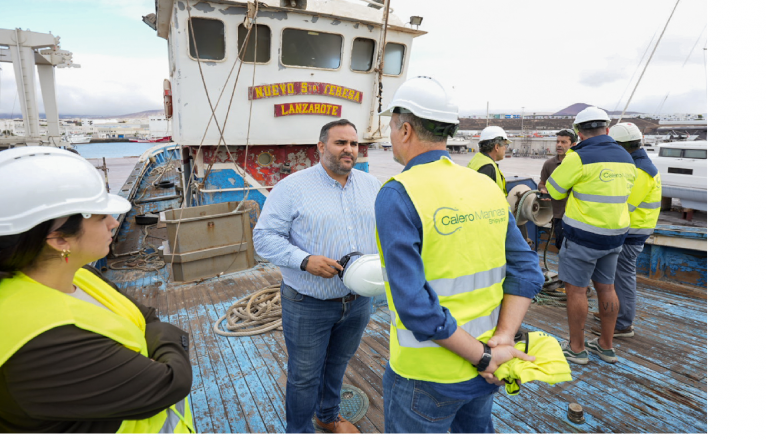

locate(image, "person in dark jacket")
[[0, 147, 194, 433]]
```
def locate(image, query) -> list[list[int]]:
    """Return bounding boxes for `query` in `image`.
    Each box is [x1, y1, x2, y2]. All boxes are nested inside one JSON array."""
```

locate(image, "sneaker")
[[590, 325, 634, 338], [584, 338, 618, 364], [560, 340, 589, 365]]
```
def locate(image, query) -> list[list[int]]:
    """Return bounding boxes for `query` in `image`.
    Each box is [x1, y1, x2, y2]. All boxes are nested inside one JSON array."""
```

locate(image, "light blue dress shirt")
[[253, 163, 382, 299]]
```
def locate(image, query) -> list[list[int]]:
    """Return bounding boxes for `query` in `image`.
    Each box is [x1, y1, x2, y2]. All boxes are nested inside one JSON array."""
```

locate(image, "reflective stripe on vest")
[[572, 190, 628, 204], [395, 304, 501, 348], [563, 214, 629, 236], [0, 270, 194, 434], [377, 157, 508, 383], [466, 152, 507, 196]]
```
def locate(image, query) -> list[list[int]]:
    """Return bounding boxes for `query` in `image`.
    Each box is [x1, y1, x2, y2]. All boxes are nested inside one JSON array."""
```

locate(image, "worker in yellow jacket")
[[467, 126, 509, 196], [376, 77, 544, 433], [545, 107, 636, 366], [0, 148, 194, 433], [591, 122, 661, 339]]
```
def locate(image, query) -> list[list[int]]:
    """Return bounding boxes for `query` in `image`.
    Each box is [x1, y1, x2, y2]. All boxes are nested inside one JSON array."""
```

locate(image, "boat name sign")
[[249, 82, 363, 103], [274, 102, 342, 118]]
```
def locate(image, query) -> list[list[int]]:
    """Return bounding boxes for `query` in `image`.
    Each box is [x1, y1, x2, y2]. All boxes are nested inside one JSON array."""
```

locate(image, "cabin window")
[[188, 18, 225, 61], [382, 42, 405, 75], [281, 28, 342, 69], [350, 38, 375, 72], [237, 24, 271, 63], [683, 149, 707, 159], [659, 148, 684, 158]]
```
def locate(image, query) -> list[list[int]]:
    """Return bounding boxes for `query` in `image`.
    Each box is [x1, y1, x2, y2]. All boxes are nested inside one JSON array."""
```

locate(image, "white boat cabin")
[[152, 0, 425, 146]]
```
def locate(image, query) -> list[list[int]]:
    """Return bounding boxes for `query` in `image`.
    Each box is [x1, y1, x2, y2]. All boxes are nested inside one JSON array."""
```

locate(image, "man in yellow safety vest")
[[467, 126, 510, 196], [375, 76, 544, 433]]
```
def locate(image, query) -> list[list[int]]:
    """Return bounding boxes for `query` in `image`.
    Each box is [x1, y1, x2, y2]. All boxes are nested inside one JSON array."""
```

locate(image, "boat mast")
[[617, 0, 680, 124]]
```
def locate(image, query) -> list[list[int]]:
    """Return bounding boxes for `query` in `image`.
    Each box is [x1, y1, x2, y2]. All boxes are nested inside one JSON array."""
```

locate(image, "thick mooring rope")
[[214, 284, 283, 337]]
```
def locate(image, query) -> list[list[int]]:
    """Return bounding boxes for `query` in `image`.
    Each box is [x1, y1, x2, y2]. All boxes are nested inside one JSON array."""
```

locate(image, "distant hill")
[[553, 103, 641, 117]]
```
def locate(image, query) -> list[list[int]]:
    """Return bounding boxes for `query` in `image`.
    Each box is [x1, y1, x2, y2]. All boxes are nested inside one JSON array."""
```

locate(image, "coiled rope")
[[213, 284, 284, 337]]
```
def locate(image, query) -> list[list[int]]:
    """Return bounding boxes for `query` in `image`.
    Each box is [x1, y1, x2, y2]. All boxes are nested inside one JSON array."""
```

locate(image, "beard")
[[323, 151, 357, 175]]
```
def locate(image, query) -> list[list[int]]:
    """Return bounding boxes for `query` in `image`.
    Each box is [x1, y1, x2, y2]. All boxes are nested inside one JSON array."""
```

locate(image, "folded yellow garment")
[[493, 331, 573, 395]]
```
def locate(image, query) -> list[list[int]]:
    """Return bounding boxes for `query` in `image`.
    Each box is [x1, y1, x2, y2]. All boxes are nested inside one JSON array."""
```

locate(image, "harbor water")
[[73, 141, 164, 159]]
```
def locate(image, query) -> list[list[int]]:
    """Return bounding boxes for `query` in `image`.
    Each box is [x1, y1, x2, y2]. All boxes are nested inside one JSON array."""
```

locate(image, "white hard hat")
[[573, 106, 611, 129], [610, 122, 643, 142], [479, 126, 509, 142], [0, 147, 131, 236], [339, 253, 386, 297], [379, 76, 459, 125]]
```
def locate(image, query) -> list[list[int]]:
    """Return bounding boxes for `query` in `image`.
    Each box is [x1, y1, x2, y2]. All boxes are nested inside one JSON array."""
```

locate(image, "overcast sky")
[[1, 0, 707, 116]]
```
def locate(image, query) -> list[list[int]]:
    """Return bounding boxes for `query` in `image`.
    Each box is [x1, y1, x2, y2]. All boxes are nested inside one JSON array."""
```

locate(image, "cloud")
[[623, 88, 707, 114], [0, 52, 167, 116], [579, 69, 629, 87]]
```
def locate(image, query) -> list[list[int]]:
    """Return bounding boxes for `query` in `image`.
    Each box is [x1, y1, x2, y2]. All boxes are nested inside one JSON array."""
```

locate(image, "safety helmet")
[[610, 122, 643, 142], [379, 76, 459, 125], [338, 252, 386, 297], [479, 126, 509, 142], [573, 106, 611, 130], [0, 147, 132, 236]]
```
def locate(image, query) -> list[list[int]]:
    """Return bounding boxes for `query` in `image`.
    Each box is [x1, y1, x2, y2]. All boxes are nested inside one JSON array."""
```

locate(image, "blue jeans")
[[280, 283, 371, 433], [614, 243, 645, 330], [383, 364, 496, 433]]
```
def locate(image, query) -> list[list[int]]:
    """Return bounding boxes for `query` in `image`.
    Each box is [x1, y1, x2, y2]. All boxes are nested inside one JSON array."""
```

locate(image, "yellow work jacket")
[[546, 135, 636, 250], [467, 152, 508, 196], [377, 156, 508, 383], [626, 148, 662, 244], [0, 269, 195, 434]]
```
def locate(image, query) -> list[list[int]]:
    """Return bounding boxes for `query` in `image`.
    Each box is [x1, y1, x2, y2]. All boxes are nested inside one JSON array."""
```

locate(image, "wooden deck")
[[105, 250, 707, 433]]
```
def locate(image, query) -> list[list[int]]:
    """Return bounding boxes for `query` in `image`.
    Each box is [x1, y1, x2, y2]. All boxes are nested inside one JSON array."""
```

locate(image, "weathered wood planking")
[[108, 259, 706, 433]]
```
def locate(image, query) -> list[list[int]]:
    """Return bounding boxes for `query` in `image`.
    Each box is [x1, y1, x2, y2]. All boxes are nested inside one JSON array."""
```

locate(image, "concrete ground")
[[366, 147, 547, 183]]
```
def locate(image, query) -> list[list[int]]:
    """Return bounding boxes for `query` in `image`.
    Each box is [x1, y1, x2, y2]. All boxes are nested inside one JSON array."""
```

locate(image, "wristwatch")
[[300, 255, 311, 271], [475, 342, 492, 372]]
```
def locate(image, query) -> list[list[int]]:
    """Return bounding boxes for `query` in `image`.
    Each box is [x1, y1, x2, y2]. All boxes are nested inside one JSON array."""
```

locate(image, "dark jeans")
[[382, 364, 496, 433], [552, 217, 564, 250], [280, 283, 371, 433], [614, 243, 645, 330]]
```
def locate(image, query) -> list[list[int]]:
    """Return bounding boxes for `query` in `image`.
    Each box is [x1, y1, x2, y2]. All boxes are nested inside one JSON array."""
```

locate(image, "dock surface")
[[107, 251, 707, 433]]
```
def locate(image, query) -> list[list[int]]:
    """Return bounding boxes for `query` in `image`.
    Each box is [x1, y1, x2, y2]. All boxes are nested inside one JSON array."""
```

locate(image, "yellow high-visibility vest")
[[0, 269, 195, 434], [546, 137, 636, 250], [377, 156, 508, 383], [467, 152, 508, 196], [628, 163, 662, 236]]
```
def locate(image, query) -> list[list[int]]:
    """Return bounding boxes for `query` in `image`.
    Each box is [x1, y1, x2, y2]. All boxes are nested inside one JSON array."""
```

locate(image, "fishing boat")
[[130, 135, 172, 143], [63, 133, 92, 144], [92, 0, 706, 433]]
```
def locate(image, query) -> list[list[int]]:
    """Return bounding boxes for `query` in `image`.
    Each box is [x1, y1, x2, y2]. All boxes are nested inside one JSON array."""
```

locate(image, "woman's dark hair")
[[0, 215, 84, 280]]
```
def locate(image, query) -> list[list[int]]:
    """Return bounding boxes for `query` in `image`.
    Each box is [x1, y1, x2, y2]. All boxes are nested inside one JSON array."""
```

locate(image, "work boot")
[[314, 415, 360, 434]]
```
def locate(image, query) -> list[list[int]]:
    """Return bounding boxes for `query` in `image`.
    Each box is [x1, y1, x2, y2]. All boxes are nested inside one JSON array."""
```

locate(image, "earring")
[[61, 249, 71, 263]]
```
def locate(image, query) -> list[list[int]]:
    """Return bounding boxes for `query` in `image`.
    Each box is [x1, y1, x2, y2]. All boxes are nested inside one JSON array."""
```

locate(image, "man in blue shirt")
[[376, 77, 544, 433], [253, 119, 381, 433]]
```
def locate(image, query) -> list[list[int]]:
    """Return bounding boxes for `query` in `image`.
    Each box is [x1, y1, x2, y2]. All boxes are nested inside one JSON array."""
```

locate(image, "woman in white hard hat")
[[0, 147, 194, 433]]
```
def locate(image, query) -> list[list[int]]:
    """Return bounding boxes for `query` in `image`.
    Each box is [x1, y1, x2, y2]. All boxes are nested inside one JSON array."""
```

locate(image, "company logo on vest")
[[434, 207, 507, 236], [599, 169, 624, 183]]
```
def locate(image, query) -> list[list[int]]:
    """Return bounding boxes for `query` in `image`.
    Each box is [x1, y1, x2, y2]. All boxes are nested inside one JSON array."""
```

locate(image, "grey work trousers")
[[614, 242, 645, 330]]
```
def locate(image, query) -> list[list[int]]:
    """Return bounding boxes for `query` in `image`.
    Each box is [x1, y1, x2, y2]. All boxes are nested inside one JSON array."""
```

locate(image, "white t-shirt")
[[70, 286, 111, 312]]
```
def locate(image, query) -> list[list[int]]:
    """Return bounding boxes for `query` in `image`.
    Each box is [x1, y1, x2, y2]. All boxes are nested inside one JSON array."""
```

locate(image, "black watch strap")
[[300, 255, 311, 271], [475, 342, 492, 372]]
